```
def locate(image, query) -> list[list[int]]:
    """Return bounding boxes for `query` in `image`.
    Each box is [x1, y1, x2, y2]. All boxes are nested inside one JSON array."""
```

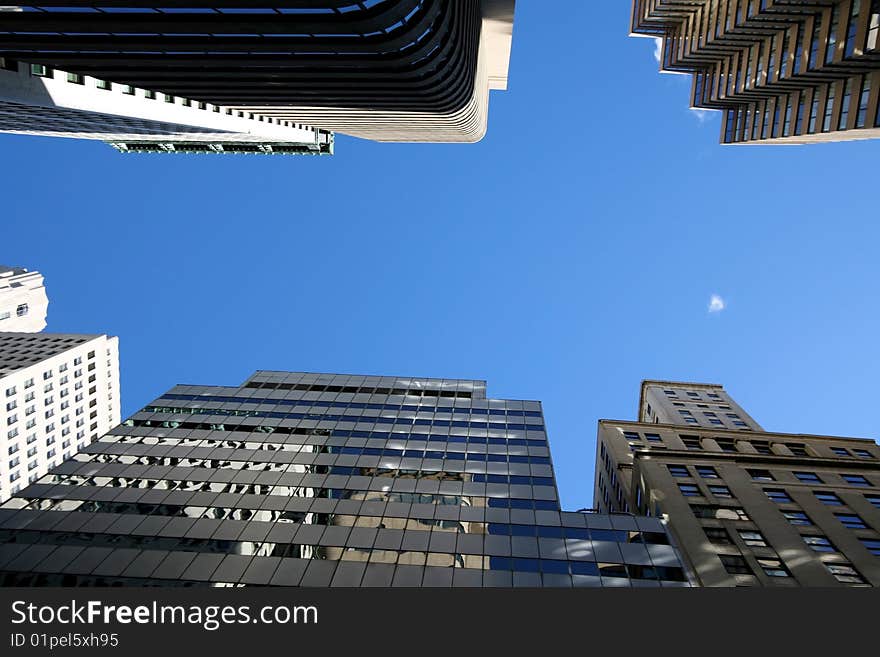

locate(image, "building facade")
[[0, 333, 121, 503], [0, 265, 48, 332], [595, 380, 880, 586], [0, 59, 333, 155], [0, 371, 689, 587], [631, 0, 880, 144], [0, 1, 516, 144]]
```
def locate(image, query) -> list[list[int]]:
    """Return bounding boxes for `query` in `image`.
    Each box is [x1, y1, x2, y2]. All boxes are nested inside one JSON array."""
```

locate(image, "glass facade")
[[0, 371, 689, 587]]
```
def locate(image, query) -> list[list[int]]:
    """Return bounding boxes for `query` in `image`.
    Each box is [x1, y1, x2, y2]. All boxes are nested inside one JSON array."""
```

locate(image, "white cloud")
[[708, 295, 726, 314], [653, 37, 662, 63]]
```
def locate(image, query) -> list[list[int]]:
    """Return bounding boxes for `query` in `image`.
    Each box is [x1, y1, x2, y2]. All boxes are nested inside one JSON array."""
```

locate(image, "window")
[[696, 466, 719, 479], [794, 471, 823, 483], [842, 474, 871, 487], [645, 433, 662, 443], [831, 447, 851, 457], [865, 494, 880, 509], [814, 491, 844, 506], [825, 563, 867, 584], [853, 449, 875, 459], [704, 527, 733, 545], [30, 64, 52, 78], [835, 513, 867, 529], [860, 538, 880, 556], [739, 530, 767, 547], [709, 485, 733, 498], [748, 469, 775, 481], [679, 483, 701, 497], [786, 443, 810, 457], [803, 535, 836, 553], [716, 438, 737, 452], [16, 304, 28, 317], [765, 489, 793, 503], [681, 435, 702, 450], [623, 431, 640, 441], [5, 386, 15, 397], [720, 554, 752, 575], [691, 505, 750, 521], [668, 465, 690, 478], [752, 441, 772, 455], [758, 558, 790, 578], [664, 390, 676, 397]]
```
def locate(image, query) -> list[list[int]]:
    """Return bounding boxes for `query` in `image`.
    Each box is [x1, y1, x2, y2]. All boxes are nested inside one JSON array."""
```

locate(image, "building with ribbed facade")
[[595, 380, 880, 586], [0, 333, 120, 503], [0, 1, 516, 146], [632, 0, 880, 144], [0, 371, 690, 587]]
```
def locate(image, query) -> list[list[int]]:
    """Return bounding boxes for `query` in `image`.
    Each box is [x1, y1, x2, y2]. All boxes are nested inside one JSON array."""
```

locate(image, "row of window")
[[719, 552, 867, 584], [17, 62, 306, 130], [662, 389, 723, 401], [623, 430, 876, 459], [669, 464, 875, 487], [142, 406, 546, 433], [159, 394, 540, 416]]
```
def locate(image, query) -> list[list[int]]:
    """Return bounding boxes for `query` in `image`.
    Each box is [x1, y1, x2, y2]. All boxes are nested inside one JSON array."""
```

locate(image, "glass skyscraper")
[[0, 371, 689, 587]]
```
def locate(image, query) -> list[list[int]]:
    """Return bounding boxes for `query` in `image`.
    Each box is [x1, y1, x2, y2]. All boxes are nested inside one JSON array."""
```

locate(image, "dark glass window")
[[704, 527, 733, 545], [678, 484, 701, 497], [842, 474, 871, 487], [708, 485, 733, 499], [667, 465, 690, 478], [720, 554, 752, 575], [738, 530, 767, 547], [835, 513, 867, 529], [794, 472, 823, 483], [803, 535, 836, 553], [758, 558, 790, 578], [765, 489, 793, 503], [814, 491, 844, 506], [786, 443, 810, 457], [748, 469, 774, 481], [696, 466, 719, 479], [783, 510, 813, 526]]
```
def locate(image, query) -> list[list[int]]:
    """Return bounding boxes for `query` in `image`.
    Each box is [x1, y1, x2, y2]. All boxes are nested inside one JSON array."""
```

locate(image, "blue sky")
[[2, 3, 878, 511]]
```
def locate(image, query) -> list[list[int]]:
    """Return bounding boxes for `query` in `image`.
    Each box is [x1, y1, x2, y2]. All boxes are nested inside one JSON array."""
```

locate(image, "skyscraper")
[[0, 265, 48, 332], [595, 380, 880, 586], [0, 371, 690, 587], [0, 1, 516, 145], [0, 333, 120, 503], [0, 57, 334, 155], [631, 0, 880, 144]]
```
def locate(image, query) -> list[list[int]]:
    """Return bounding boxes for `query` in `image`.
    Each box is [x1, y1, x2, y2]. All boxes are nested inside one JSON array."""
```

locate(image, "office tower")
[[0, 371, 689, 587], [0, 333, 120, 503], [595, 380, 880, 587], [0, 266, 47, 332], [631, 0, 880, 144], [0, 59, 333, 155], [0, 0, 516, 144]]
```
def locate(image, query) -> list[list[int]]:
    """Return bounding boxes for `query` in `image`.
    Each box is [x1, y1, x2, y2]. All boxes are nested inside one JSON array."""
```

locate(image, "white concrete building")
[[0, 59, 333, 155], [0, 266, 48, 333], [1, 333, 120, 502]]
